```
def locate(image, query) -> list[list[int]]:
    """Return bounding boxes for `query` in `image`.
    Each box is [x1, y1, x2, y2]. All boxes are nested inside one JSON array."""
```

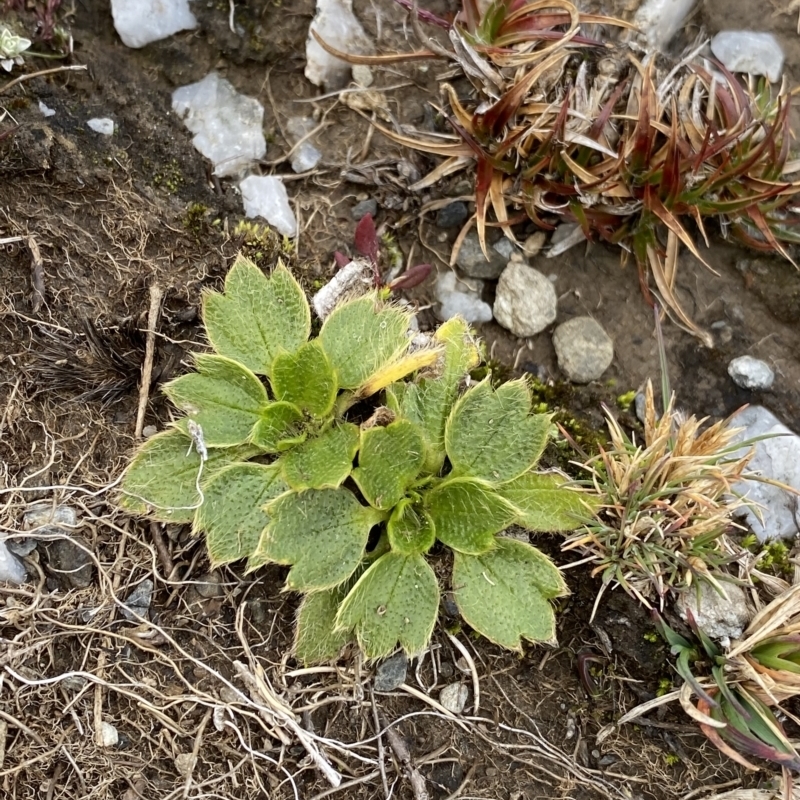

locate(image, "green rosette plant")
[[120, 254, 590, 663]]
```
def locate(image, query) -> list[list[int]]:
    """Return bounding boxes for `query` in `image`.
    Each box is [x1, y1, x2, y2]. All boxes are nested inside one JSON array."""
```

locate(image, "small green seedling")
[[120, 254, 590, 662]]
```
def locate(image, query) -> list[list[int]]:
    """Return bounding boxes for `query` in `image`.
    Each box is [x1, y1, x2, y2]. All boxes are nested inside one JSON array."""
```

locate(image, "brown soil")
[[0, 0, 798, 798]]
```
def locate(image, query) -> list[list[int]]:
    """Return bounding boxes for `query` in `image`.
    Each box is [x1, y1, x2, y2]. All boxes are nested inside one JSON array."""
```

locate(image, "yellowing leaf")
[[358, 346, 442, 398]]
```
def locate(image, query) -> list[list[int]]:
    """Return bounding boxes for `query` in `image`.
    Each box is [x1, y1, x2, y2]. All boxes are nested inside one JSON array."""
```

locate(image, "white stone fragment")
[[634, 0, 696, 51], [172, 73, 266, 178], [552, 316, 614, 383], [711, 31, 784, 84], [728, 356, 774, 391], [87, 118, 115, 136], [286, 116, 322, 173], [111, 0, 197, 49], [676, 581, 750, 648], [352, 65, 373, 87], [38, 100, 55, 117], [729, 406, 800, 542], [435, 271, 493, 325], [494, 263, 557, 337], [0, 534, 27, 585], [439, 683, 469, 714], [547, 223, 586, 258], [99, 721, 119, 747], [305, 0, 373, 91], [239, 175, 297, 238]]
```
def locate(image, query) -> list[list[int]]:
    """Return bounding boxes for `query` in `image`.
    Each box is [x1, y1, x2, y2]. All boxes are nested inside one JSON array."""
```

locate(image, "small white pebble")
[[38, 100, 56, 117], [87, 118, 115, 136], [99, 721, 119, 747], [352, 64, 373, 87]]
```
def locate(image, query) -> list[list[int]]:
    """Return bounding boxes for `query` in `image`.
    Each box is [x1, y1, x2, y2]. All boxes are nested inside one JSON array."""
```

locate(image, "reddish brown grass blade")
[[311, 29, 438, 63]]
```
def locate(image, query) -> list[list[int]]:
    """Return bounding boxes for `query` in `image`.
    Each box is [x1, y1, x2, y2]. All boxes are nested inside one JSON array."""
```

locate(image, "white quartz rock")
[[172, 73, 266, 178], [305, 0, 373, 91], [435, 271, 493, 325], [87, 118, 114, 136], [286, 116, 322, 173], [728, 356, 774, 391], [111, 0, 197, 49], [240, 176, 297, 238], [676, 581, 750, 648], [634, 0, 696, 51], [711, 31, 784, 84], [729, 406, 800, 541], [0, 534, 26, 585]]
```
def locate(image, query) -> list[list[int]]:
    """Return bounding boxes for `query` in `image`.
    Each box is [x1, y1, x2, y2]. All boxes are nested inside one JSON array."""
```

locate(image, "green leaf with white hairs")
[[500, 472, 592, 531], [387, 317, 481, 475], [271, 340, 338, 418], [195, 463, 289, 566], [352, 420, 425, 510], [202, 257, 310, 376], [120, 429, 258, 524], [280, 423, 359, 490], [445, 379, 551, 484], [250, 401, 305, 452], [387, 500, 436, 555], [257, 488, 382, 591], [425, 478, 516, 554], [336, 552, 439, 659], [166, 354, 268, 447], [453, 537, 567, 650], [319, 295, 411, 389], [294, 568, 364, 665]]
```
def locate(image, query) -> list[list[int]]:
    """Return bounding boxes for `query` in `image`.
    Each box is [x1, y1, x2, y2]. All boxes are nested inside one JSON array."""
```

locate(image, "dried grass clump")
[[563, 381, 753, 611]]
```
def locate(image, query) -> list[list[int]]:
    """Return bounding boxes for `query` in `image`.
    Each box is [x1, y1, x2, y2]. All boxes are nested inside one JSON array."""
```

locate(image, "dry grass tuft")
[[563, 381, 753, 611]]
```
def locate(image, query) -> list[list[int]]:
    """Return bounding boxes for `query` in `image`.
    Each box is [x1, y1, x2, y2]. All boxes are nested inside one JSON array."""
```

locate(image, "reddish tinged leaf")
[[661, 100, 683, 208], [712, 62, 754, 129], [460, 0, 481, 32], [746, 204, 796, 265], [388, 263, 433, 291], [589, 79, 628, 141], [502, 8, 572, 28], [389, 0, 452, 28], [475, 49, 569, 137], [334, 251, 352, 268], [354, 213, 380, 266], [475, 156, 496, 256]]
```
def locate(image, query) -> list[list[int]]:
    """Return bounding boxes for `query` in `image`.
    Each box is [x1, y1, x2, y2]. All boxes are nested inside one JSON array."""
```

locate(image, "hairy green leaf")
[[202, 257, 310, 376], [120, 429, 258, 524], [319, 295, 411, 389], [336, 552, 439, 659], [426, 478, 515, 554], [388, 317, 481, 475], [445, 379, 551, 483], [453, 537, 567, 650], [387, 500, 436, 555], [280, 423, 359, 490], [195, 463, 288, 566], [295, 580, 359, 665], [271, 340, 338, 418], [500, 472, 591, 531], [250, 401, 305, 452], [167, 354, 268, 447], [257, 488, 381, 591], [352, 420, 425, 510]]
